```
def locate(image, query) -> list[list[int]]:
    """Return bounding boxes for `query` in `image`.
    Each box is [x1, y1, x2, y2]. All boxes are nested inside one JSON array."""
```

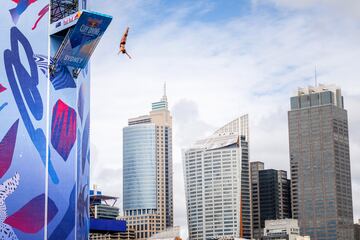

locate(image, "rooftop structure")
[[262, 219, 310, 240], [90, 189, 119, 220], [291, 84, 344, 110], [90, 187, 129, 239], [128, 115, 152, 125], [152, 83, 168, 110]]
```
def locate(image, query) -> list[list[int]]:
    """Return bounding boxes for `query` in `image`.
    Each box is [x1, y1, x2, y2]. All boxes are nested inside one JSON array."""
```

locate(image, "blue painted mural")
[[0, 1, 111, 239]]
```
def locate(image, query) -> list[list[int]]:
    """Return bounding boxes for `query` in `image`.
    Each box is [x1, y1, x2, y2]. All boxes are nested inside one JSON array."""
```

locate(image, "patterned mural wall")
[[0, 1, 90, 239]]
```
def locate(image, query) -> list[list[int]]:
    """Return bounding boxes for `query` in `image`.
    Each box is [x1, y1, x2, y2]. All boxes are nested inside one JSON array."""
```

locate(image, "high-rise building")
[[251, 162, 291, 240], [123, 86, 173, 239], [251, 161, 265, 239], [288, 84, 354, 240], [183, 116, 252, 240], [258, 169, 291, 227]]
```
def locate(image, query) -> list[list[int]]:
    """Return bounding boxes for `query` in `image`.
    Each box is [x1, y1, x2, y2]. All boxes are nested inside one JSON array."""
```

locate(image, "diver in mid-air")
[[118, 27, 132, 59]]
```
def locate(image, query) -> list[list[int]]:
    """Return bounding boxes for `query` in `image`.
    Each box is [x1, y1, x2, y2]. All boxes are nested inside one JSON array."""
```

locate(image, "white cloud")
[[89, 0, 360, 234], [254, 0, 360, 19], [172, 99, 214, 147]]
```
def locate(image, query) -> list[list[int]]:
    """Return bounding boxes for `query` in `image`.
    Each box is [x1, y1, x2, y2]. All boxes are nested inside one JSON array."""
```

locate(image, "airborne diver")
[[118, 27, 132, 59]]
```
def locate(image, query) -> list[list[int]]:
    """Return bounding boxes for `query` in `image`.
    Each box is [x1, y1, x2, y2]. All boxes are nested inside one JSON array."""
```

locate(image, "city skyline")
[[0, 0, 359, 239], [86, 0, 360, 234]]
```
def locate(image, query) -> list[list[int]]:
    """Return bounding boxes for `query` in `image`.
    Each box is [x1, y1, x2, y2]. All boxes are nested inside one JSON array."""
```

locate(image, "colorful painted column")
[[0, 1, 111, 239]]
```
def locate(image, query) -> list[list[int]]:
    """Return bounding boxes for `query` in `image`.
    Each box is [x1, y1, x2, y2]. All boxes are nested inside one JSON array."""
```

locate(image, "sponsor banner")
[[56, 11, 112, 69], [50, 11, 82, 35]]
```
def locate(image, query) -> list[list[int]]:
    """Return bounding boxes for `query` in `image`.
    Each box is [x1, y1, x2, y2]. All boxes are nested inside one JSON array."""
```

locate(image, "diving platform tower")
[[0, 0, 112, 239]]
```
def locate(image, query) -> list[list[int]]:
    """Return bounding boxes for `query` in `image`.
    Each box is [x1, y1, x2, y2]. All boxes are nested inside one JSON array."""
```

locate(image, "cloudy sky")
[[88, 0, 360, 233]]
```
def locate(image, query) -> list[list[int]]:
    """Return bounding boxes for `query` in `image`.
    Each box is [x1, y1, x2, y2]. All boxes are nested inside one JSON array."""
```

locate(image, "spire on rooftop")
[[152, 83, 169, 111], [161, 82, 167, 102]]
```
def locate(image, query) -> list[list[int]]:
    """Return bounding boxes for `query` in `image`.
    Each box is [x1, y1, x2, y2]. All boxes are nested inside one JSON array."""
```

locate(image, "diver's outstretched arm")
[[125, 52, 132, 59]]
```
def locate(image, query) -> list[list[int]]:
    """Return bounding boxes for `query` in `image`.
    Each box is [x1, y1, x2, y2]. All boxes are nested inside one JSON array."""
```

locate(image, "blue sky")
[[87, 0, 360, 237], [161, 0, 253, 22]]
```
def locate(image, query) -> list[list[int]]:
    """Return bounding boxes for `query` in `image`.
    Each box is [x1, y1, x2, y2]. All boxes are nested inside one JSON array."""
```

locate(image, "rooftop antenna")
[[162, 82, 168, 102], [164, 82, 167, 97], [314, 66, 318, 87]]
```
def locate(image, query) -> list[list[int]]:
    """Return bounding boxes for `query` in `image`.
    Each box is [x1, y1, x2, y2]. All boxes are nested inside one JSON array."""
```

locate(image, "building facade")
[[149, 226, 181, 239], [288, 84, 354, 240], [259, 169, 292, 228], [251, 162, 265, 239], [183, 116, 252, 240], [251, 162, 291, 240], [123, 87, 173, 239], [0, 1, 111, 239], [262, 219, 310, 240], [354, 220, 360, 240]]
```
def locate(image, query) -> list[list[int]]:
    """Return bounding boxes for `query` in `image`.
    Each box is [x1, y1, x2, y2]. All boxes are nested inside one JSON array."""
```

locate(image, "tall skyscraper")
[[288, 84, 354, 240], [183, 116, 252, 240], [123, 86, 173, 239], [250, 162, 291, 240]]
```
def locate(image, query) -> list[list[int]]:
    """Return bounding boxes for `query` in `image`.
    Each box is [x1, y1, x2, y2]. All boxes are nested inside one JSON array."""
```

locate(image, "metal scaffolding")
[[51, 0, 79, 23]]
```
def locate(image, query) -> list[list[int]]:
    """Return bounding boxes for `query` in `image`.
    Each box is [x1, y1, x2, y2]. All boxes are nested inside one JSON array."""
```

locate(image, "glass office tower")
[[123, 87, 173, 239], [258, 169, 291, 228], [183, 116, 252, 240], [123, 124, 157, 211], [250, 162, 291, 240], [288, 84, 354, 240]]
